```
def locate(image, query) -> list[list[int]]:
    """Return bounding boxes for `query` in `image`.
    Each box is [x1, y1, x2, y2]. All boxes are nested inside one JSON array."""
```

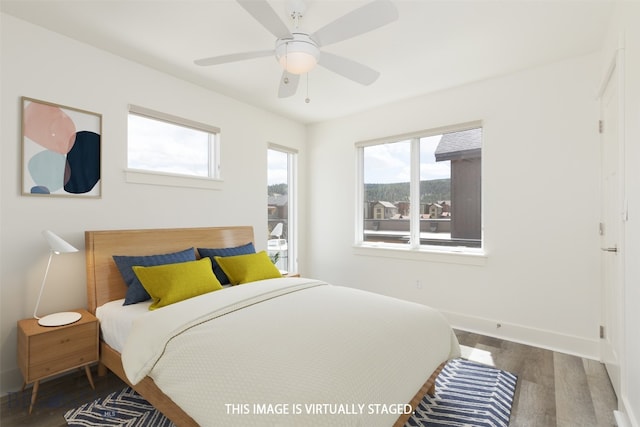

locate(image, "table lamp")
[[33, 230, 81, 327]]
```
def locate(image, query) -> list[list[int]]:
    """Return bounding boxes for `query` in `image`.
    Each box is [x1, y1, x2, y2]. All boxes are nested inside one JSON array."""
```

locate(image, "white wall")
[[602, 3, 640, 426], [306, 52, 603, 358], [0, 14, 307, 393]]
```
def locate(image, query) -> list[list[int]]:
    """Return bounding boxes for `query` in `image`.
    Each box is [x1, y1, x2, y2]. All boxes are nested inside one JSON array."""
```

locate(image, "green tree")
[[268, 183, 288, 196], [364, 179, 450, 203]]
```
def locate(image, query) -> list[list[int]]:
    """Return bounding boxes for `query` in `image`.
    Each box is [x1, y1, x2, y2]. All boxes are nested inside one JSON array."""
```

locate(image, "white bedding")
[[96, 298, 151, 353], [121, 277, 460, 426], [96, 286, 232, 352]]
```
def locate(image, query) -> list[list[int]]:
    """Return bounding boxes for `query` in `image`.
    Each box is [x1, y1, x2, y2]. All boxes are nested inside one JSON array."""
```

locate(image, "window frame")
[[125, 105, 222, 190], [355, 121, 485, 261], [268, 143, 298, 274]]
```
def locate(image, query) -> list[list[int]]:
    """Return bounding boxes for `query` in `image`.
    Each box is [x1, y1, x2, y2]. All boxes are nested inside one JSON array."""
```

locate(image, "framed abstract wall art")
[[22, 97, 102, 198]]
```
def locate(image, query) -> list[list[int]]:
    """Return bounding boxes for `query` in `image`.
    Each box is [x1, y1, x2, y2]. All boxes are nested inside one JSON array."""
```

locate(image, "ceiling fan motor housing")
[[275, 33, 320, 74]]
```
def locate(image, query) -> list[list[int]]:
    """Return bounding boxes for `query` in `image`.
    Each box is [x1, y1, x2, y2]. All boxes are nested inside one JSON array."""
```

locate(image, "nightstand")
[[17, 309, 98, 414], [283, 272, 300, 277]]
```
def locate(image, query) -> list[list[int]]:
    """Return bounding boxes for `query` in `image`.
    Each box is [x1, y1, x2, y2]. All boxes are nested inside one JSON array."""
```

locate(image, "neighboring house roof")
[[268, 194, 288, 206], [375, 201, 397, 208], [435, 128, 482, 161]]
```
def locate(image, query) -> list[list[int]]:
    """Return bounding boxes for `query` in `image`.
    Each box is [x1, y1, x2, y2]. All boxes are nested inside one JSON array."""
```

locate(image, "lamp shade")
[[34, 230, 81, 326], [42, 230, 78, 254]]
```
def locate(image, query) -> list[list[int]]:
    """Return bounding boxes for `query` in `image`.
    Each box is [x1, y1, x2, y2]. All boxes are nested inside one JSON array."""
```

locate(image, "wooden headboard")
[[85, 226, 255, 313]]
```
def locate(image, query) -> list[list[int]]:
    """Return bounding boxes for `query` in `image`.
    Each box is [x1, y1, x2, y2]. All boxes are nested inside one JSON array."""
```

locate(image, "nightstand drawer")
[[29, 347, 97, 379], [29, 322, 97, 362], [25, 322, 98, 382]]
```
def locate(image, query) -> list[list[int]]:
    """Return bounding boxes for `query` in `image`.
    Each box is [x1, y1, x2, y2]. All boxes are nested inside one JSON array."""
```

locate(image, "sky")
[[128, 114, 210, 177], [128, 116, 449, 186], [268, 148, 288, 186], [129, 114, 290, 187], [268, 136, 451, 188], [364, 135, 450, 184]]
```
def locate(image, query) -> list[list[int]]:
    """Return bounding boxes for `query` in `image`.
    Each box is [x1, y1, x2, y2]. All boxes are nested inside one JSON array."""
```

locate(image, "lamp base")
[[37, 311, 82, 327]]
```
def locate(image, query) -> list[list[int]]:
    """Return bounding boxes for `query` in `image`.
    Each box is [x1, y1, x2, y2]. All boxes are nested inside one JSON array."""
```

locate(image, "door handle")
[[601, 246, 618, 253]]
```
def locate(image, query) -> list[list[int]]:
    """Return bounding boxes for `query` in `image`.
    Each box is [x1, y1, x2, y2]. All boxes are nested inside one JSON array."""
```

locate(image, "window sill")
[[124, 169, 223, 190], [352, 244, 486, 266]]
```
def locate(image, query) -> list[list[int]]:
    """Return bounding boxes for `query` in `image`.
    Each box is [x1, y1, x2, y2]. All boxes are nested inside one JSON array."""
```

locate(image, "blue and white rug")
[[65, 359, 516, 427], [407, 358, 517, 427], [64, 387, 175, 427]]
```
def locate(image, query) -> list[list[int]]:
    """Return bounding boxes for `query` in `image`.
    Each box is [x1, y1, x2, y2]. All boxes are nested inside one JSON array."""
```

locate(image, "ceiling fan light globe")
[[275, 34, 320, 75], [279, 51, 318, 74]]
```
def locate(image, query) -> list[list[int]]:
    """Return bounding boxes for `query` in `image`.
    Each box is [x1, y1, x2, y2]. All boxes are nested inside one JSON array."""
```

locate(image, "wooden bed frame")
[[85, 226, 443, 427]]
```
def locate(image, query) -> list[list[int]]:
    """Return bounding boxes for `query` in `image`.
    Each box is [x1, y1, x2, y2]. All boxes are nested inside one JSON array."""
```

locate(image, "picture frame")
[[22, 97, 102, 198]]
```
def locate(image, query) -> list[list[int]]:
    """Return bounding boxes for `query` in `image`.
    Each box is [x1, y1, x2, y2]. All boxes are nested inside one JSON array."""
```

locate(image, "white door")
[[600, 62, 623, 399]]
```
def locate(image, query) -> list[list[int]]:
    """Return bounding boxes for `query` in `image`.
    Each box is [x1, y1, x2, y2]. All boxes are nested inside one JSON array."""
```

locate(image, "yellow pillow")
[[132, 257, 223, 310], [214, 251, 282, 285]]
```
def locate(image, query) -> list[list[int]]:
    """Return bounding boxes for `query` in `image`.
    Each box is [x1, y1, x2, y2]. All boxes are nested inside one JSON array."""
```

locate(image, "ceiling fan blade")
[[237, 0, 292, 39], [310, 0, 398, 47], [318, 52, 380, 86], [194, 50, 274, 66], [278, 72, 300, 98]]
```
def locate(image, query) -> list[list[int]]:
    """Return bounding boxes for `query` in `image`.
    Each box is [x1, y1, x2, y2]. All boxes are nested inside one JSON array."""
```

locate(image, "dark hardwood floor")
[[0, 367, 125, 427], [1, 330, 617, 426]]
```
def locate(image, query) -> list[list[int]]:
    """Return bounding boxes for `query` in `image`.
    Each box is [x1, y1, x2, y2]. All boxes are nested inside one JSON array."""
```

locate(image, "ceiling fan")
[[194, 0, 399, 98]]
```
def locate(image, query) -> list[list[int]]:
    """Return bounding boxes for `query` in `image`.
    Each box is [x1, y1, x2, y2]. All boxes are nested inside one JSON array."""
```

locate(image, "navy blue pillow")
[[197, 242, 256, 285], [113, 247, 196, 305]]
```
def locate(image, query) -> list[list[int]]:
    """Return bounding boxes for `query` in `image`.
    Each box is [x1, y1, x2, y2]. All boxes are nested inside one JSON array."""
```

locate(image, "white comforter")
[[122, 278, 460, 426]]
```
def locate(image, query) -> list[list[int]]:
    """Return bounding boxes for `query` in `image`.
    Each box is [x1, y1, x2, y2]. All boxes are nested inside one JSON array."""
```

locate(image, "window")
[[267, 145, 298, 273], [357, 123, 482, 252], [127, 105, 220, 185]]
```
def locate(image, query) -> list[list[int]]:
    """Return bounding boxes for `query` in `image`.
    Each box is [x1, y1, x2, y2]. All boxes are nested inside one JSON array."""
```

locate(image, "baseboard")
[[614, 410, 632, 427], [629, 406, 639, 427], [443, 310, 600, 360], [617, 395, 639, 427]]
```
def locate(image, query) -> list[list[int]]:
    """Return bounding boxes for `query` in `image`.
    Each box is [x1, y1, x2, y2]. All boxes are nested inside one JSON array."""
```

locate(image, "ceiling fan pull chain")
[[305, 73, 311, 104], [283, 43, 289, 84]]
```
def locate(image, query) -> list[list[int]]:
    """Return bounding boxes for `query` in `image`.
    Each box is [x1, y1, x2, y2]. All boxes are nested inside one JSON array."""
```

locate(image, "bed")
[[85, 226, 460, 426]]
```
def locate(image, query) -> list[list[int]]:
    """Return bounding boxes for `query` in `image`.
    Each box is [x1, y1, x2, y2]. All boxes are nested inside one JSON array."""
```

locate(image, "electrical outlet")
[[415, 280, 422, 289]]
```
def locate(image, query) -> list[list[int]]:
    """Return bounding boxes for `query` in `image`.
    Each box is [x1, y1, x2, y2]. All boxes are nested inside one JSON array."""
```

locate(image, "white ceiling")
[[1, 0, 614, 124]]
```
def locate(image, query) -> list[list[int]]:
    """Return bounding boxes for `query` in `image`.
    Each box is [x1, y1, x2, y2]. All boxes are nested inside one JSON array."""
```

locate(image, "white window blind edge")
[[128, 104, 220, 134]]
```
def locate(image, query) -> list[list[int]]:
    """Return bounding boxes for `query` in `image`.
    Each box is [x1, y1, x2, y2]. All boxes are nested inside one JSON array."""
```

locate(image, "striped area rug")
[[64, 387, 175, 427], [407, 359, 517, 427], [65, 359, 516, 427]]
